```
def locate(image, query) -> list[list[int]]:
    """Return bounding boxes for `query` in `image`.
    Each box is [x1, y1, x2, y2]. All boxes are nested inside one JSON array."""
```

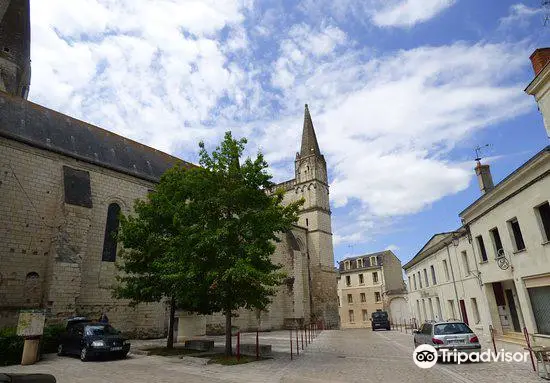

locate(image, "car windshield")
[[434, 323, 473, 335], [84, 325, 119, 336], [372, 312, 388, 319]]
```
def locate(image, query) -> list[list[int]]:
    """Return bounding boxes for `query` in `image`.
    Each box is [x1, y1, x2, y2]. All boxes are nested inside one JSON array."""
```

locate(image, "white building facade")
[[403, 229, 491, 338]]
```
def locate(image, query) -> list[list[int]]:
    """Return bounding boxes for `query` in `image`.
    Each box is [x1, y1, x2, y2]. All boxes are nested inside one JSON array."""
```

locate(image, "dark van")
[[371, 310, 390, 331]]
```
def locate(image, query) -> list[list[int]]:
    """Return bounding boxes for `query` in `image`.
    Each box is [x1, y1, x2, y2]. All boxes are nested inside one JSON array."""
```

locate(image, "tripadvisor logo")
[[413, 344, 530, 368]]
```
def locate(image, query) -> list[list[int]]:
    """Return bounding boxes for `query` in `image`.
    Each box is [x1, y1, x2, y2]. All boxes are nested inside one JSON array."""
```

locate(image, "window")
[[413, 274, 417, 290], [349, 310, 355, 322], [360, 293, 366, 302], [508, 218, 526, 252], [418, 271, 423, 289], [428, 298, 434, 320], [102, 203, 121, 262], [535, 202, 550, 242], [448, 300, 456, 319], [442, 260, 450, 281], [422, 300, 427, 320], [345, 275, 351, 286], [344, 261, 350, 270], [347, 294, 353, 304], [370, 256, 377, 266], [461, 251, 470, 276], [372, 272, 379, 284], [476, 235, 488, 262], [357, 258, 363, 268], [374, 292, 381, 302], [430, 265, 437, 285], [416, 300, 422, 322], [423, 269, 429, 287], [435, 297, 442, 320], [471, 298, 480, 324], [359, 274, 364, 284], [362, 310, 368, 322], [408, 277, 412, 291], [338, 295, 341, 307], [490, 227, 504, 258], [528, 286, 550, 335], [305, 218, 309, 226]]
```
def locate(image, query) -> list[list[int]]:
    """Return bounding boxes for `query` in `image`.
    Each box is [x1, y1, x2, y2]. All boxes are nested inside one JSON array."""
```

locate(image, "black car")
[[0, 374, 56, 383], [371, 310, 391, 331], [57, 322, 130, 361]]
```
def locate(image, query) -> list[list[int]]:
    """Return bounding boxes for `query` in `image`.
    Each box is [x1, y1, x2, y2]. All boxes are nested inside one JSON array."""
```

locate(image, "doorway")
[[459, 300, 469, 325], [505, 289, 521, 332]]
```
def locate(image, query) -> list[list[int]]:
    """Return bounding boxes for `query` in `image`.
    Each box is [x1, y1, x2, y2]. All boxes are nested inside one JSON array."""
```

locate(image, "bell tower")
[[295, 104, 333, 267], [0, 0, 31, 99]]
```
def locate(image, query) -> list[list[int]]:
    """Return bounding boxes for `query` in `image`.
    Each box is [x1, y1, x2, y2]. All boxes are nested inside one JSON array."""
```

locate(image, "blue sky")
[[28, 0, 549, 266]]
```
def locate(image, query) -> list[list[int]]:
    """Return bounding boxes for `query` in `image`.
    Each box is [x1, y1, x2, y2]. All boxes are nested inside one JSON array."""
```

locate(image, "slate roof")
[[299, 104, 322, 157], [0, 92, 192, 182]]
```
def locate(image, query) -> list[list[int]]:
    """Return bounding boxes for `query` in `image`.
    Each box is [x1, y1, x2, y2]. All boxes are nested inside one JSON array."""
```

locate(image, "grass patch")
[[206, 354, 266, 365], [144, 347, 199, 356]]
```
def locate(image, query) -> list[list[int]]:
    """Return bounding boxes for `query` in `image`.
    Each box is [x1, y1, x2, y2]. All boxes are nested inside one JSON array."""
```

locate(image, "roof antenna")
[[543, 0, 550, 26], [474, 144, 490, 164]]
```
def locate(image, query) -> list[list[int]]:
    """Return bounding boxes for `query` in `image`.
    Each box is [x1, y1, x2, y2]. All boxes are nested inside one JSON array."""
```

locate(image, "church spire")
[[300, 104, 321, 157], [0, 0, 31, 99]]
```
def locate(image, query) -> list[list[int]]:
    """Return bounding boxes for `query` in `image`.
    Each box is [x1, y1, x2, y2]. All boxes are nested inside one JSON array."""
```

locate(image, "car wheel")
[[80, 347, 89, 362], [57, 344, 65, 356]]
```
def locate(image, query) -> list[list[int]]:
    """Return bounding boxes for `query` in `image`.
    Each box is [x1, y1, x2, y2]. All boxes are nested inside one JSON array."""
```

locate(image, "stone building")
[[0, 0, 338, 337], [336, 251, 408, 329]]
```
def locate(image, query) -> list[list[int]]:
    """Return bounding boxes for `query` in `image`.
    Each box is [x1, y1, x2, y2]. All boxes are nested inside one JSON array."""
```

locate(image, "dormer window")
[[344, 261, 350, 270], [370, 256, 377, 266], [357, 258, 363, 268]]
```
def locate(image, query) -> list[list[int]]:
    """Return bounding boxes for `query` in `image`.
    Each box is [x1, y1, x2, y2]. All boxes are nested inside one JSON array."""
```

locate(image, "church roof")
[[300, 104, 321, 157], [0, 93, 192, 182]]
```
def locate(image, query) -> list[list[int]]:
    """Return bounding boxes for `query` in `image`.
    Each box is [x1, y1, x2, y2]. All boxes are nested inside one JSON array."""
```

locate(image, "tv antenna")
[[347, 244, 356, 255], [543, 0, 550, 25], [474, 144, 490, 163]]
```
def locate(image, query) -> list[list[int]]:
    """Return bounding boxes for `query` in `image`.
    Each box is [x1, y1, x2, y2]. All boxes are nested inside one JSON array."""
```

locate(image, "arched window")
[[102, 203, 121, 262]]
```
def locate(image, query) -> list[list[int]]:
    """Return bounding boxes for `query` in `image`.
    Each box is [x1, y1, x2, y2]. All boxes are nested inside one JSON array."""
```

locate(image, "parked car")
[[371, 310, 391, 331], [0, 374, 56, 383], [413, 321, 481, 354], [57, 322, 130, 361]]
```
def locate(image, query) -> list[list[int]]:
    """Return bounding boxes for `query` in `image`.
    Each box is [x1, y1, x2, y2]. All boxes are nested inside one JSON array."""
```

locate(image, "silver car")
[[413, 321, 481, 354]]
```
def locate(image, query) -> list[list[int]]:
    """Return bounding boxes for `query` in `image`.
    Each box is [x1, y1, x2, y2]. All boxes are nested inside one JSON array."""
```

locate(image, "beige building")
[[0, 0, 338, 337], [337, 251, 408, 329], [403, 228, 491, 339], [404, 48, 550, 346]]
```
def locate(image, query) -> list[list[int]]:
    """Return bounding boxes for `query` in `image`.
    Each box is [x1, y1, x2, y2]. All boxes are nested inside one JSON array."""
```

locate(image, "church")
[[0, 0, 339, 337]]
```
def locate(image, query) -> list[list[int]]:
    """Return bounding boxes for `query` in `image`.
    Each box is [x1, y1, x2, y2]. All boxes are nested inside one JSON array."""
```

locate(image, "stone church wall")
[[0, 137, 166, 337]]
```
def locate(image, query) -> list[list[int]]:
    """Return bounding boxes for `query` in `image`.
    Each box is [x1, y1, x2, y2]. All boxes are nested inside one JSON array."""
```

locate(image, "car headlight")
[[123, 340, 130, 345], [91, 340, 105, 347]]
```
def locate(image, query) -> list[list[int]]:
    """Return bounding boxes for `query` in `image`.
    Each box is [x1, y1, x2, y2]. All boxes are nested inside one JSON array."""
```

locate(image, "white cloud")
[[27, 2, 535, 254], [499, 3, 543, 29], [371, 0, 456, 27], [386, 244, 400, 252]]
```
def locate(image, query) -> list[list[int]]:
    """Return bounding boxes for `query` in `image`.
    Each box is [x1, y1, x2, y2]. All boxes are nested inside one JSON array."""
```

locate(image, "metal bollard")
[[290, 328, 293, 360], [237, 331, 240, 361]]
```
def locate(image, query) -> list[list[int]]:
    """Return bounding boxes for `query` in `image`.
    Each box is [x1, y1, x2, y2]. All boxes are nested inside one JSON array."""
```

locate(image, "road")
[[0, 329, 540, 382]]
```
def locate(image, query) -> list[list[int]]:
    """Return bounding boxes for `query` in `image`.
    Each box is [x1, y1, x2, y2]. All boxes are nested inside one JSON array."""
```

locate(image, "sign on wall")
[[16, 309, 46, 337]]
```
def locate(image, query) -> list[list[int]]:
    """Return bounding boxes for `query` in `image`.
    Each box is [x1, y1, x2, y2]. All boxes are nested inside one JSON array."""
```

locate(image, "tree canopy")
[[114, 132, 303, 353]]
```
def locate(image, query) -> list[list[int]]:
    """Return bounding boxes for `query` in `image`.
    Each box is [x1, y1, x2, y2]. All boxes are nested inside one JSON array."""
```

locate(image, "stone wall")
[[0, 137, 166, 337]]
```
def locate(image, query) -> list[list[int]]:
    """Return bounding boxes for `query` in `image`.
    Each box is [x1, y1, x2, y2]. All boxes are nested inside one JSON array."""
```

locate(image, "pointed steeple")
[[300, 104, 321, 157], [0, 0, 31, 98]]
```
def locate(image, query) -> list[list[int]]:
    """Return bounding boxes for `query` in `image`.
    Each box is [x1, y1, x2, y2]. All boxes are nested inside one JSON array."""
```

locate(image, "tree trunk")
[[225, 310, 232, 356], [167, 297, 176, 349]]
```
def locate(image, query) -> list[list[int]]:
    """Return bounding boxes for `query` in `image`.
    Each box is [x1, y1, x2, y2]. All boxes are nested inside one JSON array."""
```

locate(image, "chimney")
[[475, 161, 494, 195], [530, 48, 550, 77]]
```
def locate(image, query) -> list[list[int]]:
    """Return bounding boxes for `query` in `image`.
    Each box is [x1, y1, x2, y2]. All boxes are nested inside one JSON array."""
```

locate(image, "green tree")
[[114, 132, 302, 355], [113, 165, 218, 349], [194, 132, 303, 355]]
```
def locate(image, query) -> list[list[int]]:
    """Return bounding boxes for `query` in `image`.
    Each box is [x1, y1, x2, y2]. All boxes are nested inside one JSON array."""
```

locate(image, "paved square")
[[0, 329, 541, 382]]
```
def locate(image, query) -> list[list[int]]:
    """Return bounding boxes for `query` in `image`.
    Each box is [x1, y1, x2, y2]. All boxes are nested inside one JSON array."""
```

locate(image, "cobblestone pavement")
[[0, 329, 543, 382]]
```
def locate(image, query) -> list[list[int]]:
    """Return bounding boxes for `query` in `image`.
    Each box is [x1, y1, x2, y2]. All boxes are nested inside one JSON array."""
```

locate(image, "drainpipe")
[[446, 244, 463, 322], [465, 224, 483, 288]]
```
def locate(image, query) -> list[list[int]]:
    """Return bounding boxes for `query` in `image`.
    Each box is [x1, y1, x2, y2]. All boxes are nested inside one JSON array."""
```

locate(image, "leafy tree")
[[113, 165, 218, 349], [114, 132, 302, 354], [194, 132, 303, 355]]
